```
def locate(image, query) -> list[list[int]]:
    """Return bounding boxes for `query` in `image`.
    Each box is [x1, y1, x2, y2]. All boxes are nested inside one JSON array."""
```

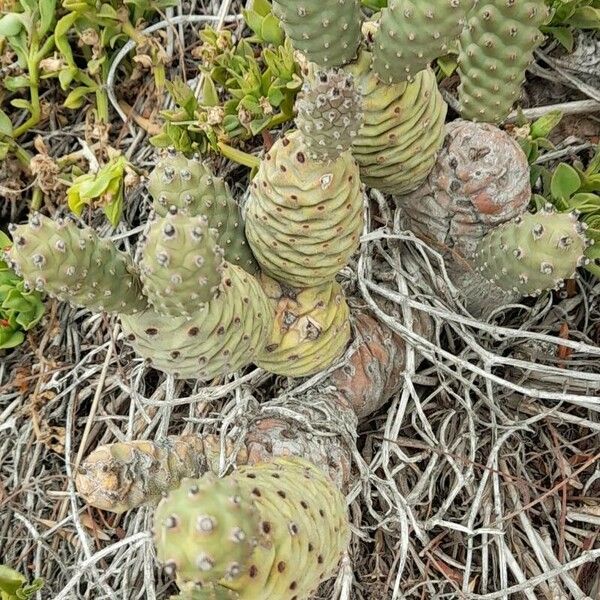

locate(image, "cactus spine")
[[154, 457, 349, 600], [147, 152, 258, 274], [372, 0, 474, 83], [473, 209, 589, 296], [348, 52, 447, 195], [245, 68, 364, 289], [272, 0, 362, 68], [256, 274, 351, 377], [458, 0, 551, 123]]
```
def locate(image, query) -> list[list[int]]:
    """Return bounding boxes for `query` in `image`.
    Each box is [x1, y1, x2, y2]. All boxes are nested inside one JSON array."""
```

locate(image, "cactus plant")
[[272, 0, 362, 68], [6, 212, 272, 380], [347, 52, 447, 195], [147, 152, 258, 274], [255, 274, 351, 377], [154, 457, 349, 600], [458, 0, 551, 123], [170, 583, 239, 600], [372, 0, 474, 83], [245, 68, 364, 288], [473, 208, 589, 296], [6, 214, 148, 315]]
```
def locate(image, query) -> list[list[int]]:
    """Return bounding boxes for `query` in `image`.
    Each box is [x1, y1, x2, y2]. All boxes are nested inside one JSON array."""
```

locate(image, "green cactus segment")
[[139, 211, 225, 317], [121, 264, 271, 379], [147, 152, 258, 274], [6, 214, 147, 315], [154, 457, 349, 600], [458, 0, 550, 124], [373, 0, 473, 83], [245, 131, 363, 288], [473, 210, 588, 296], [295, 69, 363, 163], [272, 0, 361, 68], [256, 274, 351, 378], [348, 52, 447, 195], [170, 583, 239, 600]]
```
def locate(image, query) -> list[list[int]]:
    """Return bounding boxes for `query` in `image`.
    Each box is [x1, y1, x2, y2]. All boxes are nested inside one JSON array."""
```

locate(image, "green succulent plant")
[[0, 565, 44, 600], [66, 154, 131, 226], [243, 0, 285, 45], [0, 231, 44, 350], [543, 0, 600, 50], [151, 28, 302, 164]]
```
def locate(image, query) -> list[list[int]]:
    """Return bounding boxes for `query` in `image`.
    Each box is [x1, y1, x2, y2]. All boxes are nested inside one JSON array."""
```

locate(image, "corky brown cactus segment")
[[76, 435, 246, 513], [398, 120, 531, 259]]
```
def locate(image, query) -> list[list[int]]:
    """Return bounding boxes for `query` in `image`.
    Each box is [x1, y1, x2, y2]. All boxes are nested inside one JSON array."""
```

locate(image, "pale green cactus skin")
[[121, 263, 272, 379], [6, 214, 147, 315], [373, 0, 474, 83], [256, 274, 351, 377], [295, 69, 363, 162], [245, 68, 364, 288], [348, 52, 447, 195], [473, 210, 589, 296], [458, 0, 550, 123], [139, 211, 225, 317], [147, 152, 258, 274], [272, 0, 362, 68], [170, 583, 239, 600], [154, 457, 349, 600], [6, 212, 272, 380]]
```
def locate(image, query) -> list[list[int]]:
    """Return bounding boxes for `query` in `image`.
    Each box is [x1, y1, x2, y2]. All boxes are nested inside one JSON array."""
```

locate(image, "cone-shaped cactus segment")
[[5, 214, 147, 315], [256, 274, 351, 378], [139, 210, 225, 317], [458, 0, 551, 123], [373, 0, 474, 84], [147, 151, 258, 274], [347, 51, 447, 195], [154, 457, 349, 600], [295, 68, 363, 163], [121, 263, 272, 379], [272, 0, 362, 68], [473, 209, 589, 296]]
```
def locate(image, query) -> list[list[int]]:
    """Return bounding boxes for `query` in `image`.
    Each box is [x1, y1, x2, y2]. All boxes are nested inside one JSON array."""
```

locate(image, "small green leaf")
[[530, 110, 563, 140], [436, 54, 458, 78], [261, 14, 284, 45], [0, 13, 24, 37], [0, 110, 13, 138], [550, 163, 581, 200], [543, 26, 574, 51], [568, 6, 600, 29], [37, 0, 56, 37], [103, 186, 124, 227], [63, 86, 95, 109], [10, 98, 31, 110]]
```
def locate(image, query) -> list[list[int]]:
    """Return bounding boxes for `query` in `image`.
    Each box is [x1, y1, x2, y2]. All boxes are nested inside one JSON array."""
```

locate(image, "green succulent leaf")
[[37, 0, 57, 37], [550, 163, 581, 200], [0, 110, 14, 138], [0, 13, 25, 37], [530, 110, 563, 140]]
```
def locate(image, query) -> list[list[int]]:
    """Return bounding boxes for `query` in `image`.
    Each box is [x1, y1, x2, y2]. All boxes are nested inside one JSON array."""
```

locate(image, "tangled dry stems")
[[1, 2, 599, 599]]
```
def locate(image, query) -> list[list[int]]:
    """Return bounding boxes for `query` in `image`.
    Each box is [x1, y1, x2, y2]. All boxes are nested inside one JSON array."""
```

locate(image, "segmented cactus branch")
[[373, 0, 474, 83], [473, 209, 589, 296], [76, 435, 242, 513], [245, 68, 364, 288], [255, 274, 351, 377], [5, 214, 148, 315], [398, 121, 532, 259], [154, 458, 349, 599], [295, 68, 363, 163], [347, 51, 447, 195], [458, 0, 551, 123], [147, 151, 258, 274], [76, 310, 433, 512], [272, 0, 362, 68], [139, 210, 226, 317]]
